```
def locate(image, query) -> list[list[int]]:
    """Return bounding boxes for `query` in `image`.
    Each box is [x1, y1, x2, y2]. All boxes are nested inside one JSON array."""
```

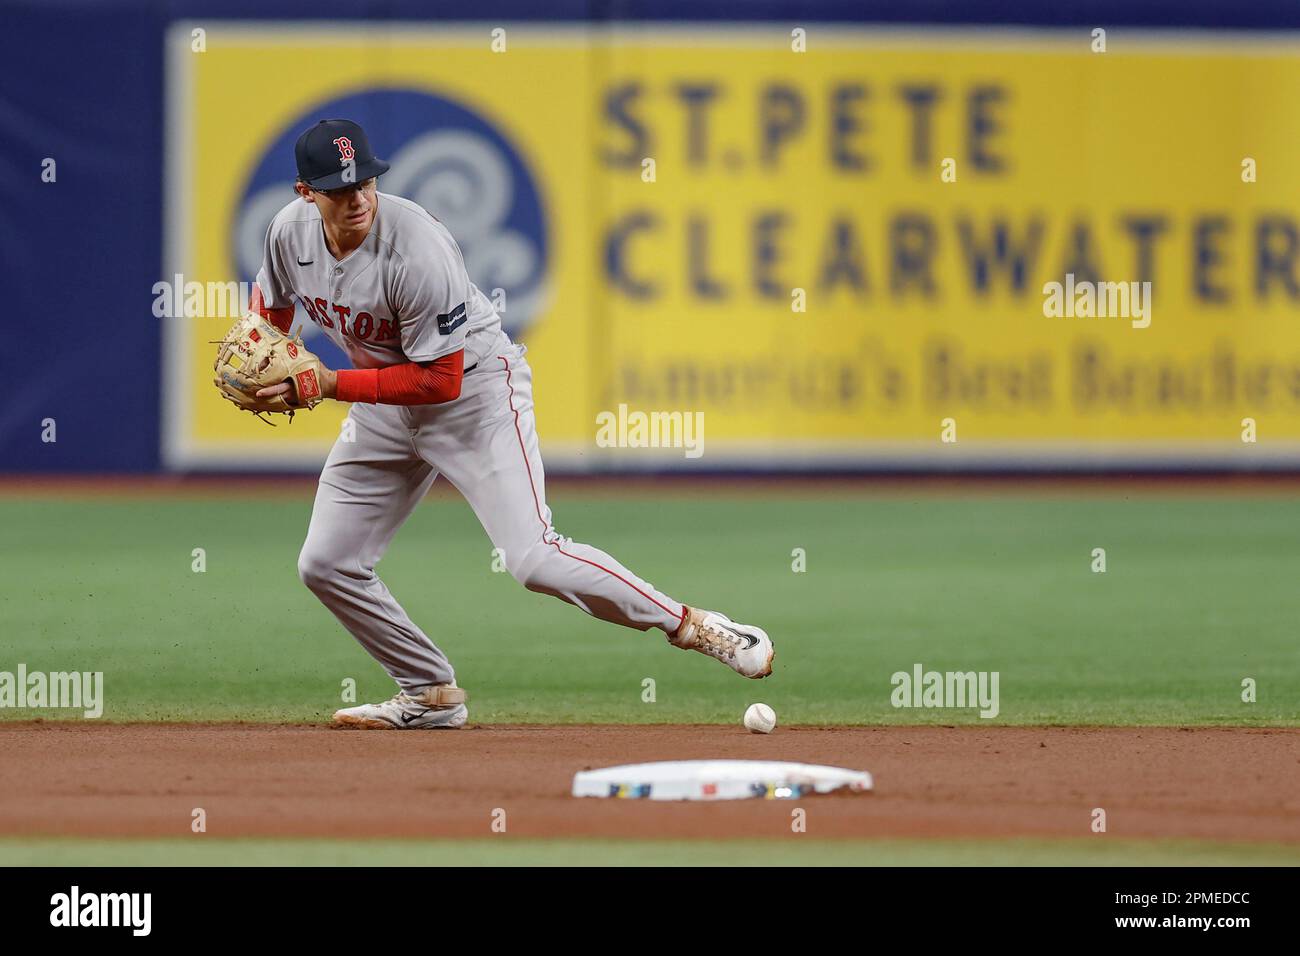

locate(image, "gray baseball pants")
[[297, 336, 685, 692]]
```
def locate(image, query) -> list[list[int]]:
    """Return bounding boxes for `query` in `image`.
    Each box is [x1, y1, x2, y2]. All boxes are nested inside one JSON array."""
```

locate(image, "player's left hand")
[[213, 313, 333, 420]]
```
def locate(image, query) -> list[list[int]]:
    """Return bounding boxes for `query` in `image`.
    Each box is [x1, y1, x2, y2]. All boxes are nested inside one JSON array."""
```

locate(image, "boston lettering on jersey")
[[298, 295, 396, 341], [256, 192, 501, 370], [296, 296, 467, 341]]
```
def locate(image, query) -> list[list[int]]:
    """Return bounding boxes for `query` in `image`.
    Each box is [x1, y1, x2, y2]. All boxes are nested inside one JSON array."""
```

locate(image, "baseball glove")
[[213, 314, 326, 423]]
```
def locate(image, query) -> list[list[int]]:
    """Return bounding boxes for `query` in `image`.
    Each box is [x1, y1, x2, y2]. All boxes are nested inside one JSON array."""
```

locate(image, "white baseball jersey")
[[255, 192, 502, 370]]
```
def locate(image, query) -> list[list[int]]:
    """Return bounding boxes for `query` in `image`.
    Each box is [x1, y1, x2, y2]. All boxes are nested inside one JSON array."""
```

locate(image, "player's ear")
[[294, 181, 315, 203]]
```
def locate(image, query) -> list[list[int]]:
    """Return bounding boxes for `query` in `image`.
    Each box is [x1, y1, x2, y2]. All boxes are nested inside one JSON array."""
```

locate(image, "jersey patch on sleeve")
[[437, 302, 467, 336]]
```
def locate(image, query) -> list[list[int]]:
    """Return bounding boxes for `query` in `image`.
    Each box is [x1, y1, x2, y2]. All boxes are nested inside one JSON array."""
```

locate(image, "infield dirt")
[[0, 723, 1295, 843]]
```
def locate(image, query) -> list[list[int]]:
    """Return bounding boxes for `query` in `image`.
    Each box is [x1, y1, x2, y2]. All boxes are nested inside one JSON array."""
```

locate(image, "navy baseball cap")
[[294, 119, 390, 190]]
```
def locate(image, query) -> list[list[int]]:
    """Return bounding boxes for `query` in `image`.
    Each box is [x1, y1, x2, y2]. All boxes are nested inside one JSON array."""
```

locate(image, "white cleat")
[[332, 683, 468, 729], [669, 607, 774, 679]]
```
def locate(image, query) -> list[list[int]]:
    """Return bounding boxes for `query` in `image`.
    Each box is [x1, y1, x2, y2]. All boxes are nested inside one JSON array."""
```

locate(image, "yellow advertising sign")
[[164, 26, 1300, 469]]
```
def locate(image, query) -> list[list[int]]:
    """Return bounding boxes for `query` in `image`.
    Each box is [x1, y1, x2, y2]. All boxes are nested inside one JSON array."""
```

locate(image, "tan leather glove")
[[213, 314, 327, 422]]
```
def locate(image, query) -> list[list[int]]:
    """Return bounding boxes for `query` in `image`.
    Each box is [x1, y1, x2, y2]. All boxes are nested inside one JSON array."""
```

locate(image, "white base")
[[572, 759, 873, 801]]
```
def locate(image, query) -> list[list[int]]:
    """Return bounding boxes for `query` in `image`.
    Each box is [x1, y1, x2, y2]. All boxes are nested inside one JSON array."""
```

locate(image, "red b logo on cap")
[[333, 136, 355, 163]]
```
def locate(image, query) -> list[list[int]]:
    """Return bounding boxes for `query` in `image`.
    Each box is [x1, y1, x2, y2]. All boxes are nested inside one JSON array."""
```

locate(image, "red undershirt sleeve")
[[334, 350, 465, 405], [249, 285, 295, 334], [248, 285, 463, 405]]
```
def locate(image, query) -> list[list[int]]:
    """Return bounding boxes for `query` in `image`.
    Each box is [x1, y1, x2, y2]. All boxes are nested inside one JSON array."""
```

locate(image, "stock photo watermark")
[[595, 404, 705, 459], [890, 663, 1000, 719], [152, 275, 256, 319], [50, 887, 151, 936], [0, 664, 103, 718], [1042, 273, 1152, 329]]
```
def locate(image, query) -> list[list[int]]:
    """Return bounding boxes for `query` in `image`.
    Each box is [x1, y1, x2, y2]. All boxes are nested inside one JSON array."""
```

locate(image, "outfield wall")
[[7, 2, 1300, 473]]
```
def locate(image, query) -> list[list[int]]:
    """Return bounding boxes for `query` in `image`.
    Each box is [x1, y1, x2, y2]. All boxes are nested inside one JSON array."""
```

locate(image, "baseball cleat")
[[668, 607, 774, 679], [332, 683, 468, 729]]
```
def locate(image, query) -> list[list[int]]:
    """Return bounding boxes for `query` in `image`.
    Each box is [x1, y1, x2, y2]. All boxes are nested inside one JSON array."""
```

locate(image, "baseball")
[[743, 702, 777, 734]]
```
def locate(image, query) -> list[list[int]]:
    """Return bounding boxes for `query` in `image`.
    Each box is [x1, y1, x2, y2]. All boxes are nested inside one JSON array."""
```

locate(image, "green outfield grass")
[[1, 836, 1297, 867], [1, 491, 1297, 725]]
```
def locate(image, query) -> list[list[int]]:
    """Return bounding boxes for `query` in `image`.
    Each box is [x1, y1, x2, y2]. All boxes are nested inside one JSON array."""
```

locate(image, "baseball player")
[[248, 119, 774, 729]]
